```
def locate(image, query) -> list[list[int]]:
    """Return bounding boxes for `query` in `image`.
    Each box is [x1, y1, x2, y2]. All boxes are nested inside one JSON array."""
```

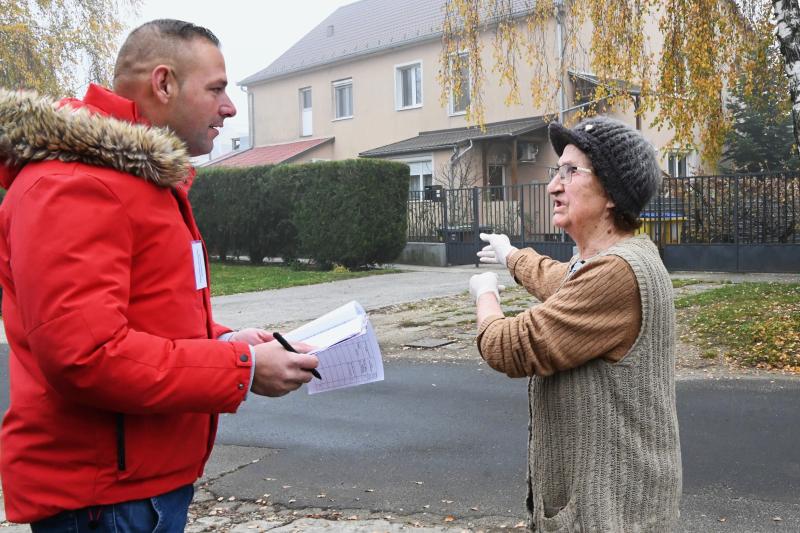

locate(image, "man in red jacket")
[[0, 19, 319, 532]]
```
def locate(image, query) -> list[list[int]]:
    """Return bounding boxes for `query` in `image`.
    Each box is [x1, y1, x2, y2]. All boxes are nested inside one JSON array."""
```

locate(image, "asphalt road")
[[209, 360, 800, 531], [1, 350, 798, 531]]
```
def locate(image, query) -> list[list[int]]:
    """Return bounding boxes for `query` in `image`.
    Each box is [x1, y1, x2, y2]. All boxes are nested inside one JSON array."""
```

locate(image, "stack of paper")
[[284, 301, 384, 394]]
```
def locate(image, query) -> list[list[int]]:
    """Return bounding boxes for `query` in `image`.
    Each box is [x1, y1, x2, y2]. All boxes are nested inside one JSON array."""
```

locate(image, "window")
[[667, 153, 688, 177], [488, 165, 505, 201], [396, 61, 422, 109], [300, 87, 312, 136], [333, 79, 353, 119], [407, 160, 433, 198], [449, 53, 470, 115]]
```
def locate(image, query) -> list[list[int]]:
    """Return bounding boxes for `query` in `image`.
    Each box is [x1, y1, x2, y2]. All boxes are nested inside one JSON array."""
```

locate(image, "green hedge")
[[192, 159, 408, 268]]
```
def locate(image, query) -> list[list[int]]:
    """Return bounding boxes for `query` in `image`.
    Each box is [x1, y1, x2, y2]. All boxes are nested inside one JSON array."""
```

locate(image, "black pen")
[[273, 332, 322, 380]]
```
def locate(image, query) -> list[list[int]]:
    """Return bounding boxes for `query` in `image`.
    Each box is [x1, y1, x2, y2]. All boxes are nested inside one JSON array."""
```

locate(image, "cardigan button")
[[239, 354, 249, 362], [238, 383, 244, 390]]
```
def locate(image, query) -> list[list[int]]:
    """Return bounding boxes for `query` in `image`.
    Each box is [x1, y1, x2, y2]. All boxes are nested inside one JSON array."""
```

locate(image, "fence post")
[[733, 177, 739, 271], [519, 184, 526, 249], [473, 187, 480, 267], [441, 188, 449, 243]]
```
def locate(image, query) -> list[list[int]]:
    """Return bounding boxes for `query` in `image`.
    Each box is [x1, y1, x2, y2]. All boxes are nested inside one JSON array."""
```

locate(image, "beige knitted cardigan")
[[479, 235, 681, 532]]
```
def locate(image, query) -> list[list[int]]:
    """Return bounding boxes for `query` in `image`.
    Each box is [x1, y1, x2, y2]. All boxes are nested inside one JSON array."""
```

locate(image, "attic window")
[[327, 25, 334, 37]]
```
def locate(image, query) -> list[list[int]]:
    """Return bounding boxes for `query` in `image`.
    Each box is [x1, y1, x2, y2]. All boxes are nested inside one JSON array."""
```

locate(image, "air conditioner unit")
[[518, 142, 539, 162]]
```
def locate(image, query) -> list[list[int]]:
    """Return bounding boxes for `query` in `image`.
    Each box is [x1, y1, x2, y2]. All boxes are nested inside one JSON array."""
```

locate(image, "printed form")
[[284, 301, 384, 394]]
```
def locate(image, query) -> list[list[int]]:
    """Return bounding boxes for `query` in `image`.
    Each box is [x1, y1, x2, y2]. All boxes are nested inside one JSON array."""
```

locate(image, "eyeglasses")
[[547, 164, 593, 184]]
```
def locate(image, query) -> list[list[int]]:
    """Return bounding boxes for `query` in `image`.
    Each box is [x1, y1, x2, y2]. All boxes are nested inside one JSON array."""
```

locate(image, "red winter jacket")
[[0, 85, 253, 523]]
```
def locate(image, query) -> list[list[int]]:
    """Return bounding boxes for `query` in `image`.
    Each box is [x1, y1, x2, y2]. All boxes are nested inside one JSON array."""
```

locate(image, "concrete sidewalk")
[[211, 263, 799, 331]]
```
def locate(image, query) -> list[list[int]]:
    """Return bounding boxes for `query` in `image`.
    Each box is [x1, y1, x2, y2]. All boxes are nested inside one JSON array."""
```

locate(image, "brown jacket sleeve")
[[477, 254, 642, 377], [506, 248, 570, 302]]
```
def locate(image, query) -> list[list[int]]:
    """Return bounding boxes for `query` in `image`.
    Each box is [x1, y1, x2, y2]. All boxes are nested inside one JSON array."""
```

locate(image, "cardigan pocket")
[[535, 495, 580, 532]]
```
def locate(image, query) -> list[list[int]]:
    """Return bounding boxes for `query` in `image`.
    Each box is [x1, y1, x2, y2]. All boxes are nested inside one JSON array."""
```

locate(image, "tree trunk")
[[773, 0, 800, 154]]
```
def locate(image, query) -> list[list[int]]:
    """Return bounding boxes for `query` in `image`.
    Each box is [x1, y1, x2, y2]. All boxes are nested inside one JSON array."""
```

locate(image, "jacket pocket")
[[115, 413, 210, 482]]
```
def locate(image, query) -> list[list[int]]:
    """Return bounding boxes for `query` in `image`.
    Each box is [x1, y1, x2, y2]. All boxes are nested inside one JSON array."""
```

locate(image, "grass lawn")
[[209, 261, 401, 296], [675, 282, 800, 372]]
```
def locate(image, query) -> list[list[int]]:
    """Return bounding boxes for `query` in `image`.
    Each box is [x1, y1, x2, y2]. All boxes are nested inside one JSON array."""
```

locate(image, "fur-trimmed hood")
[[0, 88, 190, 190]]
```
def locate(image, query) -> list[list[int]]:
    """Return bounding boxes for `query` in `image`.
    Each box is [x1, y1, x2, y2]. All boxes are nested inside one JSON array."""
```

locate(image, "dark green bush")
[[192, 159, 408, 269], [293, 159, 408, 269]]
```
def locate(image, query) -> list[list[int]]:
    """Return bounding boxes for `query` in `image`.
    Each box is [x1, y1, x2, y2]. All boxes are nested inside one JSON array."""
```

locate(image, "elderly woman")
[[470, 117, 681, 532]]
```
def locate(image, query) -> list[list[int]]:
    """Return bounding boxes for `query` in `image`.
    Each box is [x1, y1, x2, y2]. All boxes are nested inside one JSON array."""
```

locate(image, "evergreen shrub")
[[193, 159, 408, 269], [293, 159, 408, 269]]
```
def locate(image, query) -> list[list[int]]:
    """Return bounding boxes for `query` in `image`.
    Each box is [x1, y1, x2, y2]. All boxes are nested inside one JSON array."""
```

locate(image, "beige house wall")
[[247, 10, 701, 182]]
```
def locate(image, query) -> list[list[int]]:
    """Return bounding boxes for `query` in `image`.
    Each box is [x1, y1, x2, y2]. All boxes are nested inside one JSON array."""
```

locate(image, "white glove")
[[469, 272, 505, 303], [477, 233, 518, 266]]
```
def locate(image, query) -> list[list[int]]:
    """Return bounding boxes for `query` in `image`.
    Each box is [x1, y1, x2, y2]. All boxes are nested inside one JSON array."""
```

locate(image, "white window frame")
[[393, 155, 434, 198], [395, 60, 423, 110], [667, 152, 689, 177], [448, 52, 470, 116], [299, 87, 312, 137], [332, 78, 353, 120]]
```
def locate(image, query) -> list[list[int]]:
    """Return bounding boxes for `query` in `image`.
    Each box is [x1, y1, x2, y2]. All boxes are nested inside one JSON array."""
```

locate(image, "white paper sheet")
[[283, 301, 384, 394]]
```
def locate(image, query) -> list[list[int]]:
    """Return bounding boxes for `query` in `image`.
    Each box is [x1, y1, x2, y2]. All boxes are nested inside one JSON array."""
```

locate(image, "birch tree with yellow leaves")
[[0, 0, 140, 97], [772, 0, 800, 157], [439, 0, 780, 166]]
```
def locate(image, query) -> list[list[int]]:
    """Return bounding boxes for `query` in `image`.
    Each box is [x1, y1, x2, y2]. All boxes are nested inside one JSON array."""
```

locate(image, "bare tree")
[[438, 147, 480, 189]]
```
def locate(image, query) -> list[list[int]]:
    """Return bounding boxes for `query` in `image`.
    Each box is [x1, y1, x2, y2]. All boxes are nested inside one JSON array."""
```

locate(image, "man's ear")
[[150, 65, 176, 105]]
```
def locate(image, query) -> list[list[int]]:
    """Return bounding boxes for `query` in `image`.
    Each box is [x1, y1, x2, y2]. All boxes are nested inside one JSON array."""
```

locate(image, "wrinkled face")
[[167, 39, 236, 156], [547, 144, 614, 236]]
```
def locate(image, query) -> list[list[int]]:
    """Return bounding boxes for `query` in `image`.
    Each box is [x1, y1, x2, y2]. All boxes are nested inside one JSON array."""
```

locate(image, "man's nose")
[[220, 94, 236, 118]]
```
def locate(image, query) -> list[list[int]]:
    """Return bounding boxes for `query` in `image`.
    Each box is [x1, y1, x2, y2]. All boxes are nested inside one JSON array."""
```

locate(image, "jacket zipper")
[[116, 413, 126, 471]]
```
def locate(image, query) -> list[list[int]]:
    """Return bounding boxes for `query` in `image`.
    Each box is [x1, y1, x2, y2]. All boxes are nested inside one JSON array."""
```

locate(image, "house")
[[220, 0, 698, 187]]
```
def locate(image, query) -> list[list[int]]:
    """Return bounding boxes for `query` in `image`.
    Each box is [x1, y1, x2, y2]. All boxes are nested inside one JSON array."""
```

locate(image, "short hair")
[[114, 19, 220, 80]]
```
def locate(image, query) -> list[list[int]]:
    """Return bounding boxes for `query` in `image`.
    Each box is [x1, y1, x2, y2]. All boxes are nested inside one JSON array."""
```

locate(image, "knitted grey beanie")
[[548, 116, 661, 220]]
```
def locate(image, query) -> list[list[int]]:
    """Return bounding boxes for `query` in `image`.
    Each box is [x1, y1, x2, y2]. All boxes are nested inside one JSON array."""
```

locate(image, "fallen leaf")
[[444, 516, 455, 522], [347, 515, 358, 520], [228, 496, 236, 501], [470, 506, 479, 511]]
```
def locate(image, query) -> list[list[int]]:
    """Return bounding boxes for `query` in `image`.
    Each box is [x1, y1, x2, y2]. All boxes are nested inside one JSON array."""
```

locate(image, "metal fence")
[[407, 172, 800, 271]]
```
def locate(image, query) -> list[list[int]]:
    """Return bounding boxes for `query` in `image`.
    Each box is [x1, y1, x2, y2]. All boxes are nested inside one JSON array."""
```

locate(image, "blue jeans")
[[30, 484, 194, 533]]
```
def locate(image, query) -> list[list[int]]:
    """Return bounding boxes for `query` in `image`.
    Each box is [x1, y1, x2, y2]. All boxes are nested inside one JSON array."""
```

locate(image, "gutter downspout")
[[450, 138, 475, 186]]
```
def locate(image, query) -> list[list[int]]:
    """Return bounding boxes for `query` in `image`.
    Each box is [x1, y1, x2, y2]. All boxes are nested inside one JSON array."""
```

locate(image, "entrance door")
[[488, 165, 505, 201]]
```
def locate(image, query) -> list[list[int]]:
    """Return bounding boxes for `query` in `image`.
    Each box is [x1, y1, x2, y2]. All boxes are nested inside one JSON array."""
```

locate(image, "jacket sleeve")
[[506, 248, 570, 301], [12, 172, 252, 415]]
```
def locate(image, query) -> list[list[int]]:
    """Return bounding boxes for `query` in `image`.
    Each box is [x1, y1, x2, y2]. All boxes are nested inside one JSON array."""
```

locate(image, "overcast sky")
[[123, 1, 356, 158]]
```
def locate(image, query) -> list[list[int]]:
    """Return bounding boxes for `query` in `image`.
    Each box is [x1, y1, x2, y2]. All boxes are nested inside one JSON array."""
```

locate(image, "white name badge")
[[191, 240, 208, 290]]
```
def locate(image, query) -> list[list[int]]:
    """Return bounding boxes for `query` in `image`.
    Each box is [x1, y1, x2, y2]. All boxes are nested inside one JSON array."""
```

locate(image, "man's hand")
[[250, 340, 319, 397], [469, 272, 504, 303], [229, 328, 273, 345], [477, 233, 518, 266]]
